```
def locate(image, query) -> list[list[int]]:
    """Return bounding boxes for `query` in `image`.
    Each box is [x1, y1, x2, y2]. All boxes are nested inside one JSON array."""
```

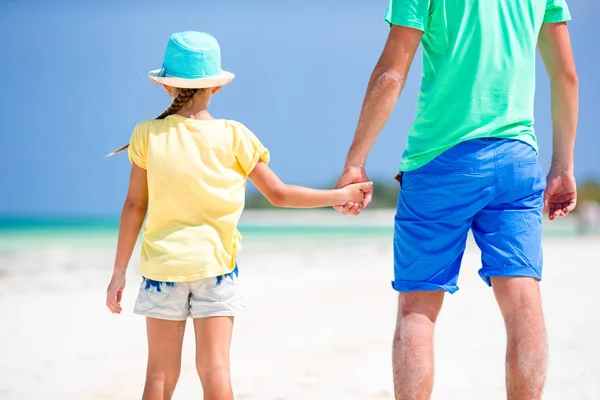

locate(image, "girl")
[[105, 31, 371, 400]]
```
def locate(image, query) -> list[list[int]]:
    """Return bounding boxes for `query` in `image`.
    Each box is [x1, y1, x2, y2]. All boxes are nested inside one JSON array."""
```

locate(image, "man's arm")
[[344, 26, 422, 170], [538, 22, 579, 220], [335, 25, 422, 214], [538, 22, 578, 172]]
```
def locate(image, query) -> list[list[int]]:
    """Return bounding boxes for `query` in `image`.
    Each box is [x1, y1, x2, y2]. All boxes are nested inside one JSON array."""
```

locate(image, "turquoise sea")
[[0, 215, 387, 251], [0, 212, 596, 252]]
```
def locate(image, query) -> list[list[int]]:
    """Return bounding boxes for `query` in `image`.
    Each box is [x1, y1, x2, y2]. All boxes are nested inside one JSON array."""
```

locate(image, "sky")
[[0, 0, 598, 216]]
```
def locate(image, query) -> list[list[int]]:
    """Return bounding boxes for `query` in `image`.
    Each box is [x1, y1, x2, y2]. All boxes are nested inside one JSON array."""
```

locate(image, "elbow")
[[267, 185, 289, 208], [552, 68, 578, 88], [372, 66, 405, 92], [123, 199, 148, 214], [566, 70, 578, 87]]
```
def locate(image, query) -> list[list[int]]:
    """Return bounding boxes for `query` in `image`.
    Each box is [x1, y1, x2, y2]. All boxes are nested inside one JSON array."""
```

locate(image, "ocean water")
[[0, 210, 596, 253], [0, 216, 391, 252]]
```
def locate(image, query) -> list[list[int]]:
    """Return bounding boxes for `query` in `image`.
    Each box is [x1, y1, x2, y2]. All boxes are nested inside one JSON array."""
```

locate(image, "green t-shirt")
[[385, 0, 571, 171]]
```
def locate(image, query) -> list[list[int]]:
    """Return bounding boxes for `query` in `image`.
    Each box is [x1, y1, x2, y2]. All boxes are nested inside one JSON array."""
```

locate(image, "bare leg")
[[491, 277, 547, 400], [393, 290, 445, 400], [142, 318, 186, 400], [194, 316, 235, 400]]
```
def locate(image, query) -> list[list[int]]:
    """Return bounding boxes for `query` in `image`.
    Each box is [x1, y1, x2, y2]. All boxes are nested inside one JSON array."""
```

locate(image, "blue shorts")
[[393, 139, 545, 294]]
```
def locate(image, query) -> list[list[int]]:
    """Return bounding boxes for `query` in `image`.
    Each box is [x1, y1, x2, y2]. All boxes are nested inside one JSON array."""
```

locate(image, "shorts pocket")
[[212, 268, 240, 302], [400, 169, 475, 191], [401, 161, 474, 191], [518, 159, 538, 167], [399, 170, 433, 191], [417, 165, 474, 173], [134, 278, 173, 312]]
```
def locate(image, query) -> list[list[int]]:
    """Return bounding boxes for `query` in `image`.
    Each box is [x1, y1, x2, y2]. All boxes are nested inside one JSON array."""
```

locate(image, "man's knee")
[[491, 277, 543, 319], [397, 291, 445, 323]]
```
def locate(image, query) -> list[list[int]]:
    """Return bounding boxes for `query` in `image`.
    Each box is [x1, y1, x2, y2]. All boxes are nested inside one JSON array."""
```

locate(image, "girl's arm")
[[107, 163, 148, 314], [114, 164, 149, 270], [248, 161, 372, 208]]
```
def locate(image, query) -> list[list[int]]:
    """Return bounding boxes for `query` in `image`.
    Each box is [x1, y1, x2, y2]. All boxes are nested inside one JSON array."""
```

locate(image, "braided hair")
[[156, 87, 199, 119], [107, 87, 204, 157]]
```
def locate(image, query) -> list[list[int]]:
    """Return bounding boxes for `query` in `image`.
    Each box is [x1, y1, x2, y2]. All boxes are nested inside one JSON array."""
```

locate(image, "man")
[[335, 0, 578, 399]]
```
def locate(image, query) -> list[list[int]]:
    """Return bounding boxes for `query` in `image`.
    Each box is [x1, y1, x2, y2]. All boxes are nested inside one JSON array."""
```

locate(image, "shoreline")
[[0, 209, 597, 253]]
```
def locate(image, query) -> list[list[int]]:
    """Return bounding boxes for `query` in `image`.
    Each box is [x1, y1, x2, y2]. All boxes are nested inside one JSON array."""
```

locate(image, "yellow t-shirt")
[[128, 114, 270, 282]]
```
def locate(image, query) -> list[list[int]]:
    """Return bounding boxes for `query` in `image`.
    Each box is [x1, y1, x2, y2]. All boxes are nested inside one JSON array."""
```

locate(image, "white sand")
[[0, 215, 598, 399]]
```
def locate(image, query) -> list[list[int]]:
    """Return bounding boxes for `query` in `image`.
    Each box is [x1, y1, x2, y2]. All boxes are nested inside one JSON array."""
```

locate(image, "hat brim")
[[148, 69, 235, 89]]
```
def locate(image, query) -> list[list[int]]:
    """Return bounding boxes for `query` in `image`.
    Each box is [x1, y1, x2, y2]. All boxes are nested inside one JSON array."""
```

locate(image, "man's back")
[[385, 0, 571, 171]]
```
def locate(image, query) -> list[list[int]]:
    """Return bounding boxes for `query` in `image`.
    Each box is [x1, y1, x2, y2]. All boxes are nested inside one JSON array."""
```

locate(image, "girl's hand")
[[106, 270, 127, 314], [334, 167, 373, 215], [340, 181, 373, 205]]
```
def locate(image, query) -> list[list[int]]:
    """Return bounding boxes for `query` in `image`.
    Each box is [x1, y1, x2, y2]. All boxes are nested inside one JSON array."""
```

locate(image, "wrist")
[[344, 147, 368, 171], [113, 264, 128, 274], [550, 157, 574, 174], [343, 162, 365, 172], [333, 187, 347, 205]]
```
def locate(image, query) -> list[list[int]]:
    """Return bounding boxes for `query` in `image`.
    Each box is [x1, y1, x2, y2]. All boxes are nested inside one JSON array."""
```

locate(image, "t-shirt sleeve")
[[233, 122, 270, 176], [544, 0, 571, 24], [384, 0, 430, 32], [128, 123, 148, 169]]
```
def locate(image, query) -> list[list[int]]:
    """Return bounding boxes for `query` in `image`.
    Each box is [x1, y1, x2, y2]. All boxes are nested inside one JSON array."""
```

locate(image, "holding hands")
[[334, 167, 374, 216], [338, 179, 373, 208]]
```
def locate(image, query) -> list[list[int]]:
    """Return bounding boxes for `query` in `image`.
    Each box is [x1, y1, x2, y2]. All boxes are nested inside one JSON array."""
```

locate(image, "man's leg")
[[491, 277, 547, 400], [393, 290, 444, 400], [393, 140, 496, 399], [472, 139, 547, 400]]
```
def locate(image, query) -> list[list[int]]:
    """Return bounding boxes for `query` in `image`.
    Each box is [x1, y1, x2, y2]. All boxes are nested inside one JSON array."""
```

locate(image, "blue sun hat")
[[148, 31, 234, 89]]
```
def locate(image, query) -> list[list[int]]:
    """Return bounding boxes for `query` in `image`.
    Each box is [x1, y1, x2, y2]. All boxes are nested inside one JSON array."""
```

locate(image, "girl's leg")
[[143, 317, 186, 400], [193, 316, 234, 400]]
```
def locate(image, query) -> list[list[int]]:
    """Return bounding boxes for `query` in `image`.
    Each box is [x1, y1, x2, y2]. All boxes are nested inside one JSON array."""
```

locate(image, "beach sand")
[[0, 212, 598, 399]]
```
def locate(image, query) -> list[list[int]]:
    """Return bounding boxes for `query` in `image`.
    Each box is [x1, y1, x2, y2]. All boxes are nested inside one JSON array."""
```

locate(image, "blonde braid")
[[156, 88, 199, 119]]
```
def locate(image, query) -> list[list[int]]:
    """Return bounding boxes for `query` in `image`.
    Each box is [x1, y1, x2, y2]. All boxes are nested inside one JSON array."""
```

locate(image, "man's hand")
[[544, 168, 577, 221], [334, 167, 373, 216]]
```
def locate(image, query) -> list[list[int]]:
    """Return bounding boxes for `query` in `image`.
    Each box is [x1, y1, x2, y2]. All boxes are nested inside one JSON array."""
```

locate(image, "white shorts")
[[133, 266, 247, 320]]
